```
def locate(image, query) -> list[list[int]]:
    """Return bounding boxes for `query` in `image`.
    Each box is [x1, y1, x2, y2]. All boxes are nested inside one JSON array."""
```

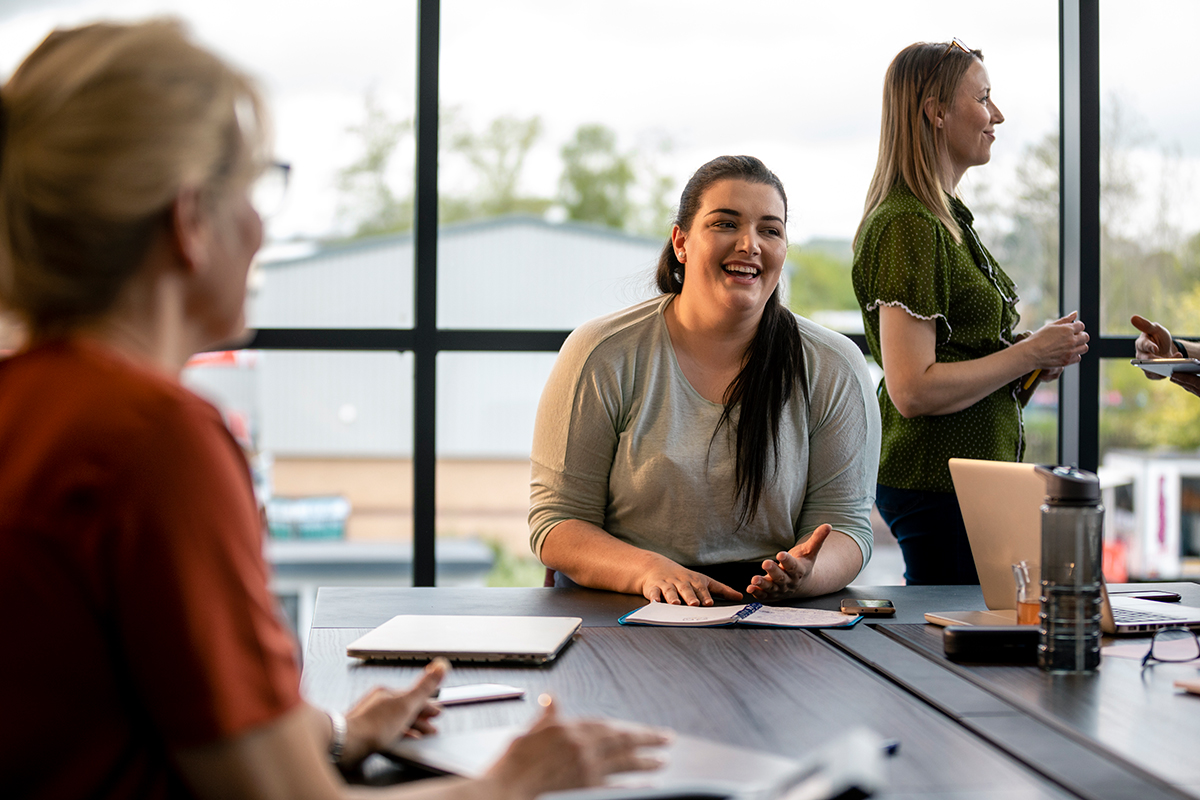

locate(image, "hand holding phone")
[[1131, 357, 1200, 377], [840, 599, 896, 617]]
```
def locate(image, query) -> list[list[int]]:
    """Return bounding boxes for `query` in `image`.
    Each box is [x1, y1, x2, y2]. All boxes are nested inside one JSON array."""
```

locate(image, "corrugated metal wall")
[[190, 217, 662, 458]]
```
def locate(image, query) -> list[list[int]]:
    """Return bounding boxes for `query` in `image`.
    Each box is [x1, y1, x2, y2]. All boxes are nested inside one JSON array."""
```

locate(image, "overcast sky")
[[2, 0, 1196, 244]]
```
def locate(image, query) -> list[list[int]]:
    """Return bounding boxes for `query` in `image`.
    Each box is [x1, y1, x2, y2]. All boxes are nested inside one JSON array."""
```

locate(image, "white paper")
[[741, 605, 860, 628], [622, 602, 859, 628], [622, 603, 748, 626]]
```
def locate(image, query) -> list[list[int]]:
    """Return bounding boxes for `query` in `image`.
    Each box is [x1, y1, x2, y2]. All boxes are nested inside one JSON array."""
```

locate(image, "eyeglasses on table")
[[1141, 626, 1200, 667]]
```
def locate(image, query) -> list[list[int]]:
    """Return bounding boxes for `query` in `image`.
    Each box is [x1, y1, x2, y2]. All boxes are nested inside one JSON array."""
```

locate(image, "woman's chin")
[[209, 320, 255, 352]]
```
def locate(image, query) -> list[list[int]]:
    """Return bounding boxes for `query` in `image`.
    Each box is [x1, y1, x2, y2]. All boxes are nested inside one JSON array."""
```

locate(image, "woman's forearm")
[[878, 306, 1083, 417], [888, 347, 1034, 417], [539, 520, 671, 595]]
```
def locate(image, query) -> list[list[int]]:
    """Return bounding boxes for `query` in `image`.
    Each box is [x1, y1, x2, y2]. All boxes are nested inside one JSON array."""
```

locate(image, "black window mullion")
[[413, 0, 440, 586], [242, 329, 415, 351], [1059, 0, 1102, 471]]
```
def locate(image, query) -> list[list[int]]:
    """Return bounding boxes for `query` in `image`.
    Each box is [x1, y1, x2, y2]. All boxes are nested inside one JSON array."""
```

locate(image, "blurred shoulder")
[[795, 315, 864, 364], [558, 295, 669, 362]]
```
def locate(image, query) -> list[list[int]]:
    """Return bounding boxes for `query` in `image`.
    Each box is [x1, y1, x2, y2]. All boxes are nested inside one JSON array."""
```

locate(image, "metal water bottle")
[[1035, 465, 1103, 673]]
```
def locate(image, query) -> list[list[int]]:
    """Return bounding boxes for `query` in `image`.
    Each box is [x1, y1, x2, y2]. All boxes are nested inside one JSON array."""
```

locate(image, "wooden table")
[[302, 583, 1200, 799]]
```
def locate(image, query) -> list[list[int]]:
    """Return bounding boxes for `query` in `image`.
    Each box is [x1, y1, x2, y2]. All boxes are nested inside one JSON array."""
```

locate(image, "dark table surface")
[[304, 582, 1200, 800], [308, 583, 987, 629], [851, 581, 1200, 799]]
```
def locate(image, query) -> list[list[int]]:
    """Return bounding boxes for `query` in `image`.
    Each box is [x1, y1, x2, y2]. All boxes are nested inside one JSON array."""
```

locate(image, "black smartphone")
[[1108, 589, 1182, 603], [840, 598, 896, 616]]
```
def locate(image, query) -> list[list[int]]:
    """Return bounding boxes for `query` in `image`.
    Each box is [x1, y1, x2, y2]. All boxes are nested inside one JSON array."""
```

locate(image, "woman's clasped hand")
[[1023, 311, 1089, 370]]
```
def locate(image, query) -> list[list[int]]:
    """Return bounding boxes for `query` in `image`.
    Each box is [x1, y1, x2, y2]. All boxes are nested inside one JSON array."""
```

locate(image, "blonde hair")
[[854, 41, 982, 248], [0, 19, 268, 335]]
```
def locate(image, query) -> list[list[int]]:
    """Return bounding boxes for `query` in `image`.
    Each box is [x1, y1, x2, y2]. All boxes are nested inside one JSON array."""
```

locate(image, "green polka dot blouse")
[[852, 181, 1024, 493]]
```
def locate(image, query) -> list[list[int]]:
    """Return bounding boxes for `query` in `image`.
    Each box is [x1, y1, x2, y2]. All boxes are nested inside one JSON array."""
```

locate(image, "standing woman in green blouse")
[[852, 40, 1090, 584]]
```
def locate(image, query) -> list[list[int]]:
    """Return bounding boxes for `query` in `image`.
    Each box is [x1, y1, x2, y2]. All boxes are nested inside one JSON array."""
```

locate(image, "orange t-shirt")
[[0, 339, 301, 799]]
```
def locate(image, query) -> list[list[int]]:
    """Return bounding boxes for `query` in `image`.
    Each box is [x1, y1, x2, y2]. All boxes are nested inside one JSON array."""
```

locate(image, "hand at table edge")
[[639, 554, 744, 607]]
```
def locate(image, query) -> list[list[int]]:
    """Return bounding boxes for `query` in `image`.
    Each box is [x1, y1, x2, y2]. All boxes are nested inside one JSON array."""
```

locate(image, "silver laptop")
[[923, 458, 1200, 634], [346, 615, 581, 664]]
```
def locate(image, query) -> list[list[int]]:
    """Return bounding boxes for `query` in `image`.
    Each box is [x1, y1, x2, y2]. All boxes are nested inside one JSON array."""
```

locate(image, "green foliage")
[[443, 114, 552, 223], [335, 92, 413, 238], [786, 242, 858, 316], [334, 102, 672, 239], [1023, 402, 1059, 466], [559, 124, 636, 230], [1101, 282, 1200, 454], [335, 99, 552, 239], [973, 132, 1058, 328], [484, 539, 547, 587]]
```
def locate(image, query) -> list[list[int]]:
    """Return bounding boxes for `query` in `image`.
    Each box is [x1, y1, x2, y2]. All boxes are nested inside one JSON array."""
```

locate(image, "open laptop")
[[923, 458, 1200, 634], [346, 615, 581, 664]]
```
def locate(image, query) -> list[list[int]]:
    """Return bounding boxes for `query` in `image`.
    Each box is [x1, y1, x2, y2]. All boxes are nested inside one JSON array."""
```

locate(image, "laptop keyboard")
[[1112, 607, 1177, 624]]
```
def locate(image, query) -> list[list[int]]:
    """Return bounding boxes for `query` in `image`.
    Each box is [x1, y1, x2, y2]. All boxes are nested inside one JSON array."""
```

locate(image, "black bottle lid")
[[1034, 465, 1101, 503]]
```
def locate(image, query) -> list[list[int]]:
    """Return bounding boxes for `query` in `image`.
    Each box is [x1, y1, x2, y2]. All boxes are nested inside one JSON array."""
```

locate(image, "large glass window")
[[436, 1, 1060, 582], [436, 353, 558, 585], [437, 2, 1060, 335], [4, 0, 1087, 598], [1096, 1, 1200, 579], [1098, 1, 1200, 339]]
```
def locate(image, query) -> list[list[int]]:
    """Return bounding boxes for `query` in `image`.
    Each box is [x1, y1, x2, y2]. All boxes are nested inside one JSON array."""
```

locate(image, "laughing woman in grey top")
[[530, 156, 881, 606]]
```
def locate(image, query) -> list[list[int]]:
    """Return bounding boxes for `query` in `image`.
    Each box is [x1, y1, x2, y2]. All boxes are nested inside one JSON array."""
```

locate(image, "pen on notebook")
[[1022, 369, 1041, 391]]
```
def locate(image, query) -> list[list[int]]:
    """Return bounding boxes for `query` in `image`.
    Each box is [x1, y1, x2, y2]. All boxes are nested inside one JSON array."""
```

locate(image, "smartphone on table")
[[1107, 589, 1182, 603], [840, 599, 896, 617], [435, 683, 525, 706]]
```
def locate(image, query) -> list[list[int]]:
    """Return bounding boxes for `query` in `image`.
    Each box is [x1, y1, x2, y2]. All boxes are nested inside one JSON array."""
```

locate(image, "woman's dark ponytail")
[[721, 288, 805, 527], [656, 240, 684, 294], [659, 156, 806, 527]]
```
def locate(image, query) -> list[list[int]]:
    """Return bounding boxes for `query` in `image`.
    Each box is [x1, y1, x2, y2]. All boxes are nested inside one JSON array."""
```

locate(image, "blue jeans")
[[875, 484, 979, 585]]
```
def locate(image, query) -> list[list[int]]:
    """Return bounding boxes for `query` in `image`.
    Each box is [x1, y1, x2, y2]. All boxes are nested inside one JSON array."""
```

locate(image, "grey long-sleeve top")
[[529, 295, 881, 572]]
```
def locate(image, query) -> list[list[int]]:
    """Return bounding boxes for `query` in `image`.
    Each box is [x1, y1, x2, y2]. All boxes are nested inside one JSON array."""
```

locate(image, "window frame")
[[242, 0, 1123, 585]]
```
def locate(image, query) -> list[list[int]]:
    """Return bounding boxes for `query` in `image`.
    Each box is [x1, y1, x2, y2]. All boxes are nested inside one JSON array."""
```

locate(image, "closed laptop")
[[346, 614, 581, 664]]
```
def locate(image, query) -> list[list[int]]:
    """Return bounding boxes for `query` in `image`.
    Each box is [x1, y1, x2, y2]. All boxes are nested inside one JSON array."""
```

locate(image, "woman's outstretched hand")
[[1131, 314, 1180, 381], [745, 523, 832, 602], [640, 555, 743, 606], [1130, 314, 1200, 396]]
